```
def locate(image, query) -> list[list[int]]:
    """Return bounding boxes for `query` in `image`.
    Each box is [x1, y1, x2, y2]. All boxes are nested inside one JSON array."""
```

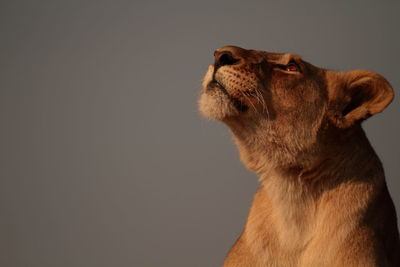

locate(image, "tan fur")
[[199, 46, 399, 266]]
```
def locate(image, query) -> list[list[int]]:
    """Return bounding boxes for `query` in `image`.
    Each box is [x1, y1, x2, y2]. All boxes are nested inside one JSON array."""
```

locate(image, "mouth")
[[206, 79, 226, 92], [206, 80, 249, 112]]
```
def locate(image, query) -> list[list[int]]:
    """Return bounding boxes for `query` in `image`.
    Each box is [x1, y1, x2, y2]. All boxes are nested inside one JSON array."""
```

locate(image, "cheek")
[[271, 86, 300, 110], [270, 89, 327, 133], [272, 80, 324, 110]]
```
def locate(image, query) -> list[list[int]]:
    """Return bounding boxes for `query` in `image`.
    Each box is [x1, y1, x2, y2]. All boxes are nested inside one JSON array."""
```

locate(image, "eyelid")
[[287, 60, 299, 66], [275, 64, 287, 70]]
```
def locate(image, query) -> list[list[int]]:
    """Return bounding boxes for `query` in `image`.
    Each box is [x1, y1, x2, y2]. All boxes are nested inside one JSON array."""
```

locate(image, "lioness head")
[[199, 46, 394, 173]]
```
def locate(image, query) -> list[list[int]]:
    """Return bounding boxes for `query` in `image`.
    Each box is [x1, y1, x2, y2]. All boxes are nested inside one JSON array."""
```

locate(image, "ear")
[[329, 70, 394, 128]]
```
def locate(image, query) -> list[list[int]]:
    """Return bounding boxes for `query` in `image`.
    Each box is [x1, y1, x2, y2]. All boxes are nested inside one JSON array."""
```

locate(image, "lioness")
[[199, 46, 400, 267]]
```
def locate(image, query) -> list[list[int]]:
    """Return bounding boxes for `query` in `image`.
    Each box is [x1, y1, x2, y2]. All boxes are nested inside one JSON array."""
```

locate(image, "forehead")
[[246, 49, 324, 76], [244, 49, 303, 65], [267, 52, 302, 63]]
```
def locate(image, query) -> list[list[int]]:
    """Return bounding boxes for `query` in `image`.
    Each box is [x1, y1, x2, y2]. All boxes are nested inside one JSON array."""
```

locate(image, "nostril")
[[214, 51, 239, 67], [219, 53, 235, 66]]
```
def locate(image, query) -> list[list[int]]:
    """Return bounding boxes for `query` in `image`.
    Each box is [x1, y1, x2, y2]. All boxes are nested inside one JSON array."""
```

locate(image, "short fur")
[[199, 46, 399, 266]]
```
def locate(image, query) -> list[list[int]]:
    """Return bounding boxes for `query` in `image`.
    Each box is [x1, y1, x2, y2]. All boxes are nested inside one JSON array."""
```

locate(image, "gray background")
[[0, 1, 399, 267]]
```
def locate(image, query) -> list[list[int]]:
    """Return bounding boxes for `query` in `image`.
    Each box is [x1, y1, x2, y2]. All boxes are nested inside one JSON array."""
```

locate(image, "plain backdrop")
[[0, 1, 399, 267]]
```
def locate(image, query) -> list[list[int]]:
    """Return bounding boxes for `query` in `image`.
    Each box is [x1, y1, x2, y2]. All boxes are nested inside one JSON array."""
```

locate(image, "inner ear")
[[332, 70, 394, 127], [342, 84, 373, 117]]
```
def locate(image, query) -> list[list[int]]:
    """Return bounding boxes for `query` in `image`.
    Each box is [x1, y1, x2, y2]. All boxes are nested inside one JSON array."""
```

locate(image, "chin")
[[198, 89, 239, 120]]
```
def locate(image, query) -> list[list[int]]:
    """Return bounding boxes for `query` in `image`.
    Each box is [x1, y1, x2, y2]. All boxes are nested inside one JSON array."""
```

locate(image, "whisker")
[[245, 89, 264, 115], [252, 88, 264, 110], [254, 88, 270, 120], [239, 90, 258, 113]]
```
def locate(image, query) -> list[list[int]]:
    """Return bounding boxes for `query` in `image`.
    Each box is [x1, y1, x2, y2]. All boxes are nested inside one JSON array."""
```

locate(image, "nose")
[[214, 46, 245, 68], [214, 50, 239, 67]]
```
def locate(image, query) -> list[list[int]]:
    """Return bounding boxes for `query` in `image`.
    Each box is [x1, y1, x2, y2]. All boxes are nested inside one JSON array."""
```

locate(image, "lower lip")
[[207, 80, 224, 91]]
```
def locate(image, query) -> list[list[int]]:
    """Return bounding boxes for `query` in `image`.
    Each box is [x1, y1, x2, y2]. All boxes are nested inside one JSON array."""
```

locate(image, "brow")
[[267, 53, 302, 65]]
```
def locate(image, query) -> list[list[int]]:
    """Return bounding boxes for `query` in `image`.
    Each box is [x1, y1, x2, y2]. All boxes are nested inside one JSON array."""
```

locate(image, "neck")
[[228, 119, 381, 183], [237, 123, 385, 255]]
